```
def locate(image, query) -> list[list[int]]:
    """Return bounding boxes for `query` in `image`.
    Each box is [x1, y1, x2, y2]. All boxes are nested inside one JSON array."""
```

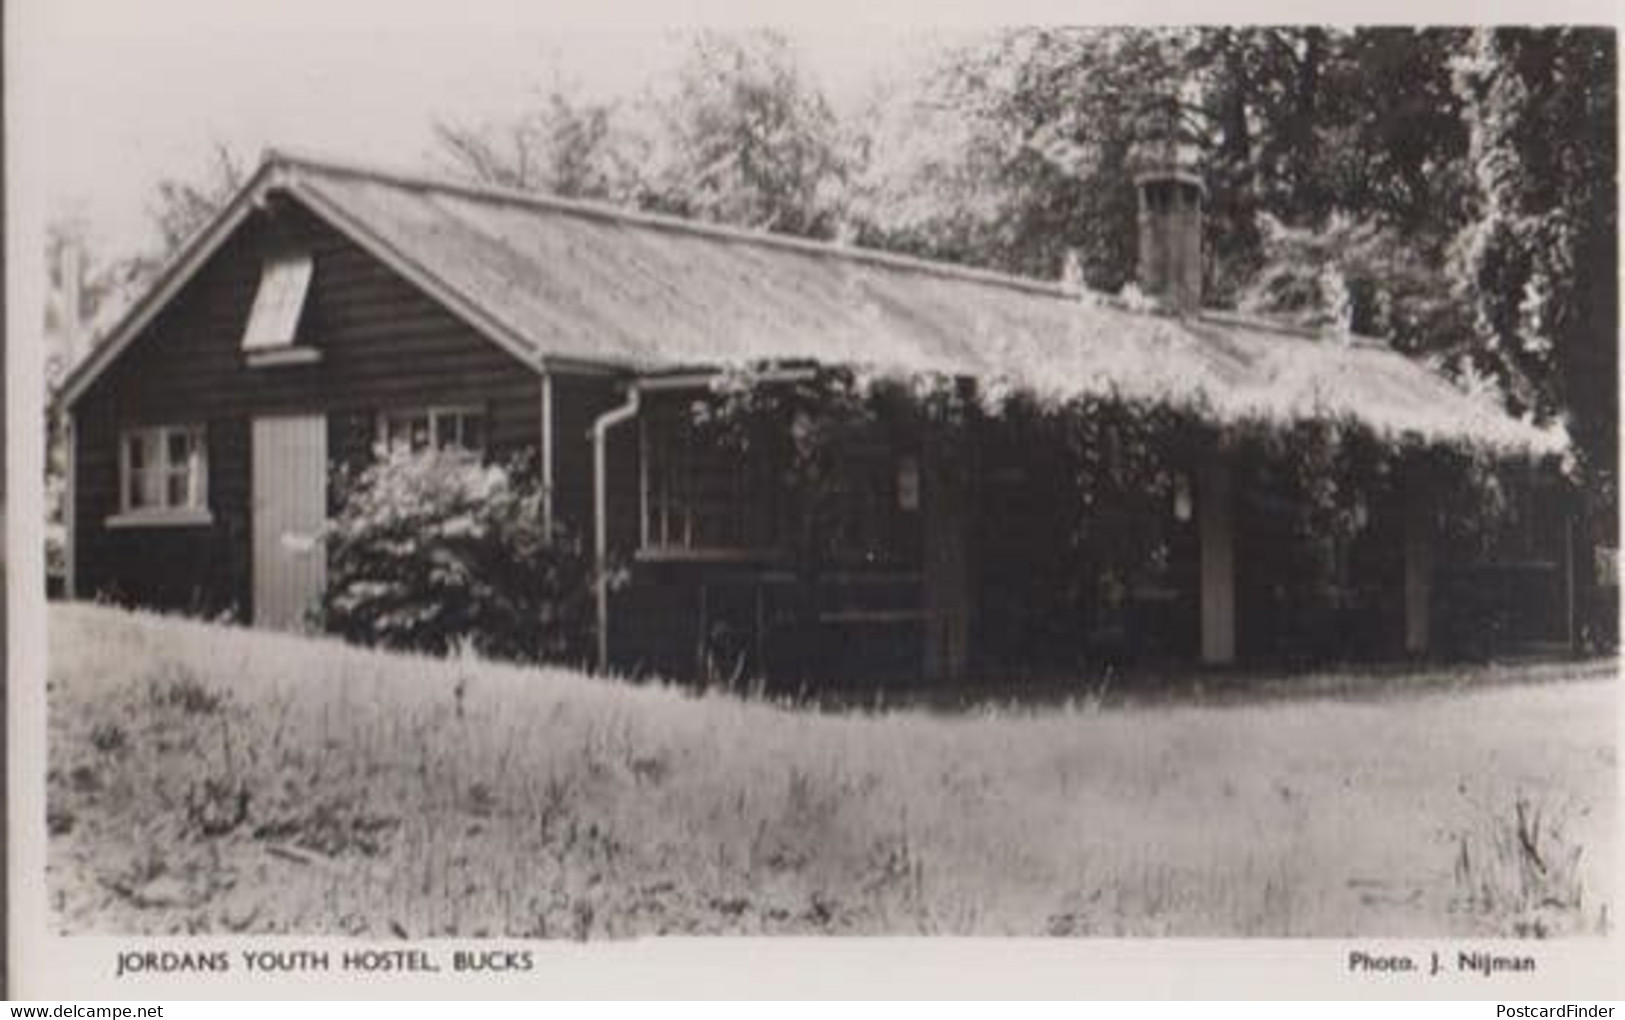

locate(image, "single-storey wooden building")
[[55, 151, 1571, 684]]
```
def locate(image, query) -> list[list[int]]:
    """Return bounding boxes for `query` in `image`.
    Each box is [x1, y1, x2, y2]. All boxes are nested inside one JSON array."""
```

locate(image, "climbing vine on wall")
[[689, 360, 1547, 657]]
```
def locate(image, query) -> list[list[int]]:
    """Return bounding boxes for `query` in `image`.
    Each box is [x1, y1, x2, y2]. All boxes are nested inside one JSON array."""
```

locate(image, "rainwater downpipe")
[[591, 384, 641, 673]]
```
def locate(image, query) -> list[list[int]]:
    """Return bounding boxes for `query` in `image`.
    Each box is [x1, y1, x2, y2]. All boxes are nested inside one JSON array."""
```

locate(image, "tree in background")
[[1453, 28, 1618, 647], [151, 145, 248, 253], [850, 26, 1481, 337], [44, 218, 119, 388], [1218, 27, 1478, 351], [435, 89, 640, 201], [43, 217, 120, 585], [639, 30, 848, 237], [436, 30, 849, 240], [848, 28, 1187, 285], [47, 143, 249, 390], [1454, 28, 1617, 503]]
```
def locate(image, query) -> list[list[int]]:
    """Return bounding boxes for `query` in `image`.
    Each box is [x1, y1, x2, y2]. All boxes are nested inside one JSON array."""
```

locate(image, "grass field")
[[47, 603, 1617, 938]]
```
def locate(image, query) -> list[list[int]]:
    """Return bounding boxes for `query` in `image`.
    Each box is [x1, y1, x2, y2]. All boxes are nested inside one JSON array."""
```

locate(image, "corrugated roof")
[[66, 151, 1565, 456], [284, 156, 1559, 455]]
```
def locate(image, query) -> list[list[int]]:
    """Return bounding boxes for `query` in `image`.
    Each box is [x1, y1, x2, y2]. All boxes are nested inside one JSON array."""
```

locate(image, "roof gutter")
[[635, 364, 819, 392], [591, 383, 641, 673]]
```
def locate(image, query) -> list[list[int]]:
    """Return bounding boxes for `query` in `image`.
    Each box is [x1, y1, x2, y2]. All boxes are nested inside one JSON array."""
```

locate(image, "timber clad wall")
[[549, 373, 630, 543], [73, 403, 249, 613], [73, 200, 542, 616]]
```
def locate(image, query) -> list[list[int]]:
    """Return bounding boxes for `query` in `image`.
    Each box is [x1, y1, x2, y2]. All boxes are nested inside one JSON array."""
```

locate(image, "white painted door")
[[252, 415, 328, 630]]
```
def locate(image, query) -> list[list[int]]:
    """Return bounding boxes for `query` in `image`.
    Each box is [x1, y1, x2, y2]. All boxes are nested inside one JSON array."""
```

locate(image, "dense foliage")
[[435, 29, 850, 238], [1454, 30, 1617, 525], [321, 448, 593, 664], [849, 28, 1482, 331], [694, 364, 1540, 662]]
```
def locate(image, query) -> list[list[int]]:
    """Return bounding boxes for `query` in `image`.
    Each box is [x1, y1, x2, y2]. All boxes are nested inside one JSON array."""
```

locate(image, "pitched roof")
[[62, 151, 1562, 455]]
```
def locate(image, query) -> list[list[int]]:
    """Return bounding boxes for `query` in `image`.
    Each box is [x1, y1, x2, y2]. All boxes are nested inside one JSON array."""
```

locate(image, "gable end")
[[57, 163, 558, 411]]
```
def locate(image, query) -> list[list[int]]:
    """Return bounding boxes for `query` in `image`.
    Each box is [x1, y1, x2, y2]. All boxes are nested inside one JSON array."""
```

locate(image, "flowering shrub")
[[321, 447, 592, 664]]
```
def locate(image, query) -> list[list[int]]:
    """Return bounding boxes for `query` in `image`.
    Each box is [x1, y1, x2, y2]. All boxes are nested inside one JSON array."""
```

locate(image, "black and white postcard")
[[5, 0, 1621, 999]]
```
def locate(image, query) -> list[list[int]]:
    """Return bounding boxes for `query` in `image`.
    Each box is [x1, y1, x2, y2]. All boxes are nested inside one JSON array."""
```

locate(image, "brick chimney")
[[1131, 132, 1205, 314]]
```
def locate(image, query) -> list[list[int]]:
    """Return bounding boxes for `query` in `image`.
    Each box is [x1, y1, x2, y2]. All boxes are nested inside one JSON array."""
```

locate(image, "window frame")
[[376, 404, 488, 459], [637, 405, 782, 562], [108, 423, 212, 528], [635, 402, 930, 566], [241, 251, 318, 365]]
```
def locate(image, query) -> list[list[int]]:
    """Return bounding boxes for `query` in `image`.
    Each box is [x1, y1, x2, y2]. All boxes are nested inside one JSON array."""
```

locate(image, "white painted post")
[[1199, 458, 1236, 665], [539, 373, 554, 538]]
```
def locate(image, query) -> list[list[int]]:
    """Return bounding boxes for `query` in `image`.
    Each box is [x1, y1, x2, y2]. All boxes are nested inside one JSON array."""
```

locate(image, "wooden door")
[[252, 415, 328, 629]]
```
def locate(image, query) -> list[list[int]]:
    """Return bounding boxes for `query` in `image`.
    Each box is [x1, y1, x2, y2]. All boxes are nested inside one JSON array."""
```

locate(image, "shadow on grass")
[[687, 653, 1619, 717]]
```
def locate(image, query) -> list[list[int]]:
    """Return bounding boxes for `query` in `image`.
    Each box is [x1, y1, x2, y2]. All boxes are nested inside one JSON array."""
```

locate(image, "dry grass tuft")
[[1451, 794, 1606, 938], [46, 603, 1616, 938]]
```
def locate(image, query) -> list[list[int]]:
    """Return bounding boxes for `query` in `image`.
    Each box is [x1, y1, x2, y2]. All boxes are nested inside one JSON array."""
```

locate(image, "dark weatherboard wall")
[[71, 198, 545, 617]]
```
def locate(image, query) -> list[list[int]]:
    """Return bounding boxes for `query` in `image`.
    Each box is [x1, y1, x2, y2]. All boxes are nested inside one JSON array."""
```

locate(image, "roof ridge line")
[[262, 147, 1077, 301], [1194, 309, 1324, 342], [1195, 308, 1400, 349]]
